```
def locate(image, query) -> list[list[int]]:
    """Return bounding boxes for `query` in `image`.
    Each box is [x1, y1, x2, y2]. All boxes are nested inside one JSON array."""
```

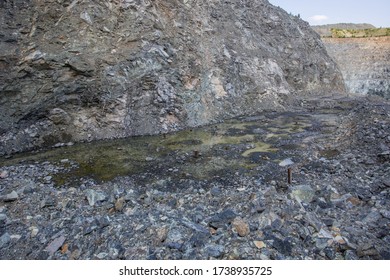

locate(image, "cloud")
[[309, 15, 329, 23]]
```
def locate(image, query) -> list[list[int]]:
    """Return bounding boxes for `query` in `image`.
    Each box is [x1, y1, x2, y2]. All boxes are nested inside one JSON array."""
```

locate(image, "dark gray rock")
[[180, 219, 209, 234], [380, 210, 390, 219], [0, 214, 7, 226], [40, 197, 56, 208], [380, 250, 390, 260], [316, 238, 330, 250], [209, 209, 237, 229], [205, 244, 225, 258], [251, 199, 266, 214], [66, 57, 95, 77], [271, 237, 292, 256], [0, 232, 11, 249], [166, 228, 185, 245], [383, 180, 390, 188], [210, 186, 222, 196], [188, 232, 209, 248], [305, 212, 323, 232], [324, 248, 336, 259], [166, 242, 184, 251], [98, 216, 110, 229], [321, 218, 334, 227], [344, 250, 359, 260], [362, 210, 382, 224]]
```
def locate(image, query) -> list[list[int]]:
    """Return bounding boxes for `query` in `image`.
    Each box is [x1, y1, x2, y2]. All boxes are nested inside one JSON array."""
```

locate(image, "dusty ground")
[[0, 95, 389, 260]]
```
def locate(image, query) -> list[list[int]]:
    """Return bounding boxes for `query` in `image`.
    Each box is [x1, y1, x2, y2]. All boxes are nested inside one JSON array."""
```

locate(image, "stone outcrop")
[[322, 37, 390, 98], [0, 0, 345, 155]]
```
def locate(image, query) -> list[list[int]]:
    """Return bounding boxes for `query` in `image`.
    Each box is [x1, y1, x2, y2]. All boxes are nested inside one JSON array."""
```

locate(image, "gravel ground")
[[0, 96, 389, 260]]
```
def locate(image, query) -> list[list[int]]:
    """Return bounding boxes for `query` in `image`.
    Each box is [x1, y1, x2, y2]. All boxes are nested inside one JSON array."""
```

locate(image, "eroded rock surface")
[[322, 37, 390, 98], [0, 0, 345, 155]]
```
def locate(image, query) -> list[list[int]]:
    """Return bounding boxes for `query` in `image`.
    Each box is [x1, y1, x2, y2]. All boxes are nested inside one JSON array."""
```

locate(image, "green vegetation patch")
[[330, 28, 390, 38]]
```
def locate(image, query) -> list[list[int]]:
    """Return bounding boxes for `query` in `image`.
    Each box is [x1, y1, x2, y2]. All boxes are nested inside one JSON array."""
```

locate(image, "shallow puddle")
[[0, 109, 345, 184]]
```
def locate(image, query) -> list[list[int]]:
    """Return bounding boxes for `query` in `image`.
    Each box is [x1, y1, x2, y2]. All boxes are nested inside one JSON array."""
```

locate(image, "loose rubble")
[[0, 97, 389, 260]]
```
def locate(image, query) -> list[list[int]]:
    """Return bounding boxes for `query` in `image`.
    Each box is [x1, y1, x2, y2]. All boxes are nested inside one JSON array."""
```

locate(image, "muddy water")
[[0, 109, 345, 185]]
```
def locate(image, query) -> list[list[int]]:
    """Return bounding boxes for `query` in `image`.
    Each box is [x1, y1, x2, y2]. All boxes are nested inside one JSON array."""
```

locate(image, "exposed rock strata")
[[0, 0, 345, 155], [322, 37, 390, 99]]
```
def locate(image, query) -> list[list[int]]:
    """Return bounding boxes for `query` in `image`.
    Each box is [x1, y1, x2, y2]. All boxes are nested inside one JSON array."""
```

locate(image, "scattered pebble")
[[0, 101, 389, 260], [85, 189, 106, 206], [1, 191, 19, 202], [0, 233, 11, 249], [115, 197, 126, 212], [45, 236, 66, 255], [0, 170, 8, 179], [254, 241, 267, 249], [232, 217, 250, 237]]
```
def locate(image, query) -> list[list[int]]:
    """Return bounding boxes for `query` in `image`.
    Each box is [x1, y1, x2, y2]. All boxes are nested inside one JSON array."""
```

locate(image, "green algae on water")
[[242, 142, 278, 157], [0, 111, 329, 185]]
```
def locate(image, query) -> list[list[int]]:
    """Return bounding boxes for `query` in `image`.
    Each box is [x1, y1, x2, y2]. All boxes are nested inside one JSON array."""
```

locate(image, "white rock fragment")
[[45, 236, 66, 255], [0, 170, 8, 179], [80, 11, 93, 25], [279, 158, 294, 167], [85, 189, 106, 206]]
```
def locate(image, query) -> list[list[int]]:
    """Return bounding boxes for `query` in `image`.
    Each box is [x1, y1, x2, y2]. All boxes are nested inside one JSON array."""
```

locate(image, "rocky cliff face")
[[0, 0, 345, 155], [322, 37, 390, 98]]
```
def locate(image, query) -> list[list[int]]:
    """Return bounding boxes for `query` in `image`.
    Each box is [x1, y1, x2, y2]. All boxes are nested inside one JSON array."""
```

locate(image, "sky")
[[268, 0, 390, 27]]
